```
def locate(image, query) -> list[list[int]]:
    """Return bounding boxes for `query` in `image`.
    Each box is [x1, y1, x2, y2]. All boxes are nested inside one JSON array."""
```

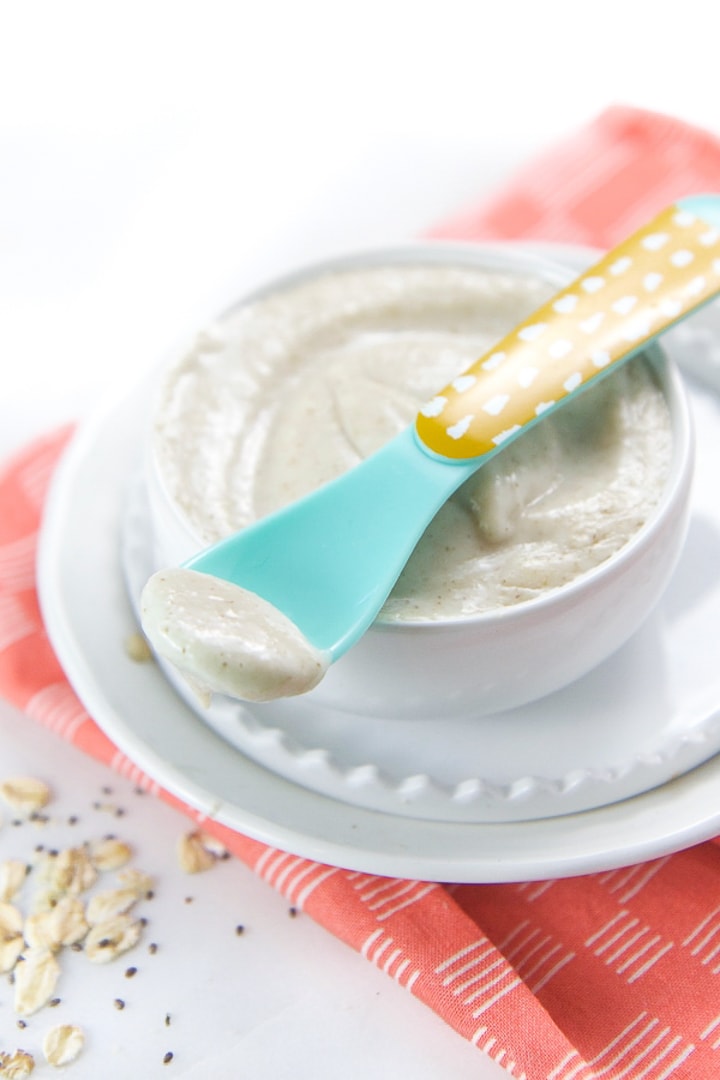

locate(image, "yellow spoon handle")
[[415, 200, 720, 461]]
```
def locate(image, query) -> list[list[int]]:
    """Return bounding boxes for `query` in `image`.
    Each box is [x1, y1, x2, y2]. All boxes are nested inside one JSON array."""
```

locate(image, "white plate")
[[37, 248, 720, 883]]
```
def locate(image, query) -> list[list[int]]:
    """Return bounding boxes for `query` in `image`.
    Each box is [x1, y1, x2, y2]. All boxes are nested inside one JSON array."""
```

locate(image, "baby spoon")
[[146, 194, 720, 683]]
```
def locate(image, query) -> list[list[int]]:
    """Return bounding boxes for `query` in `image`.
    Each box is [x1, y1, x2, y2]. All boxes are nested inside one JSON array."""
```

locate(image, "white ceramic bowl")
[[143, 244, 695, 721]]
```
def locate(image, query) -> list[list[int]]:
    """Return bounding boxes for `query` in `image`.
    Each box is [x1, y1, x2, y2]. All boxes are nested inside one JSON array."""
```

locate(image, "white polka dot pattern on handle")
[[580, 312, 605, 334], [518, 323, 546, 342], [642, 232, 669, 250], [451, 374, 476, 393], [482, 394, 510, 416], [416, 202, 720, 459], [610, 256, 632, 274], [611, 296, 637, 316], [481, 351, 505, 371], [553, 294, 577, 314], [446, 416, 473, 440]]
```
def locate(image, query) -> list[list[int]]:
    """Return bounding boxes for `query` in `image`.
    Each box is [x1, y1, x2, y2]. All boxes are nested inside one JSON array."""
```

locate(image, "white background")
[[1, 2, 719, 1075]]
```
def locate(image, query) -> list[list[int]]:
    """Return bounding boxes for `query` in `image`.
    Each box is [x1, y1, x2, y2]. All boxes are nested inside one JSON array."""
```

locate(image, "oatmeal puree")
[[153, 264, 673, 623], [141, 568, 328, 702]]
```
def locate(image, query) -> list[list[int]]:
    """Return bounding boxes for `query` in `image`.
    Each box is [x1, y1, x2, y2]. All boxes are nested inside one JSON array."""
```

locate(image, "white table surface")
[[2, 2, 720, 1075]]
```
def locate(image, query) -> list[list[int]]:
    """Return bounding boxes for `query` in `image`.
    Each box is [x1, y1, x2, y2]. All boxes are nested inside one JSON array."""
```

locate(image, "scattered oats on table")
[[0, 773, 157, 1069], [176, 830, 225, 874], [43, 845, 98, 896], [0, 774, 246, 1071], [0, 858, 28, 902], [86, 885, 140, 925], [0, 1048, 35, 1078], [84, 914, 143, 963], [42, 1023, 85, 1067], [0, 777, 51, 815], [13, 946, 61, 1016], [89, 837, 132, 871], [117, 866, 154, 898], [0, 900, 24, 972]]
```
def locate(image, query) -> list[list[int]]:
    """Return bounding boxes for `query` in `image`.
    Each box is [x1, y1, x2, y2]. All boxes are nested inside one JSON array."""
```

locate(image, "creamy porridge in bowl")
[[139, 245, 694, 720]]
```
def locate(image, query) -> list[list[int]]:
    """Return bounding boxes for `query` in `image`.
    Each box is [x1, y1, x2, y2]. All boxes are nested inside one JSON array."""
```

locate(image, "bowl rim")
[[217, 238, 576, 315]]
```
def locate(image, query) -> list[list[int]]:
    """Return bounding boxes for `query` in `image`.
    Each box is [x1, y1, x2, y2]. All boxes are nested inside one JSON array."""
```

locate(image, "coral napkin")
[[3, 106, 720, 1079]]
